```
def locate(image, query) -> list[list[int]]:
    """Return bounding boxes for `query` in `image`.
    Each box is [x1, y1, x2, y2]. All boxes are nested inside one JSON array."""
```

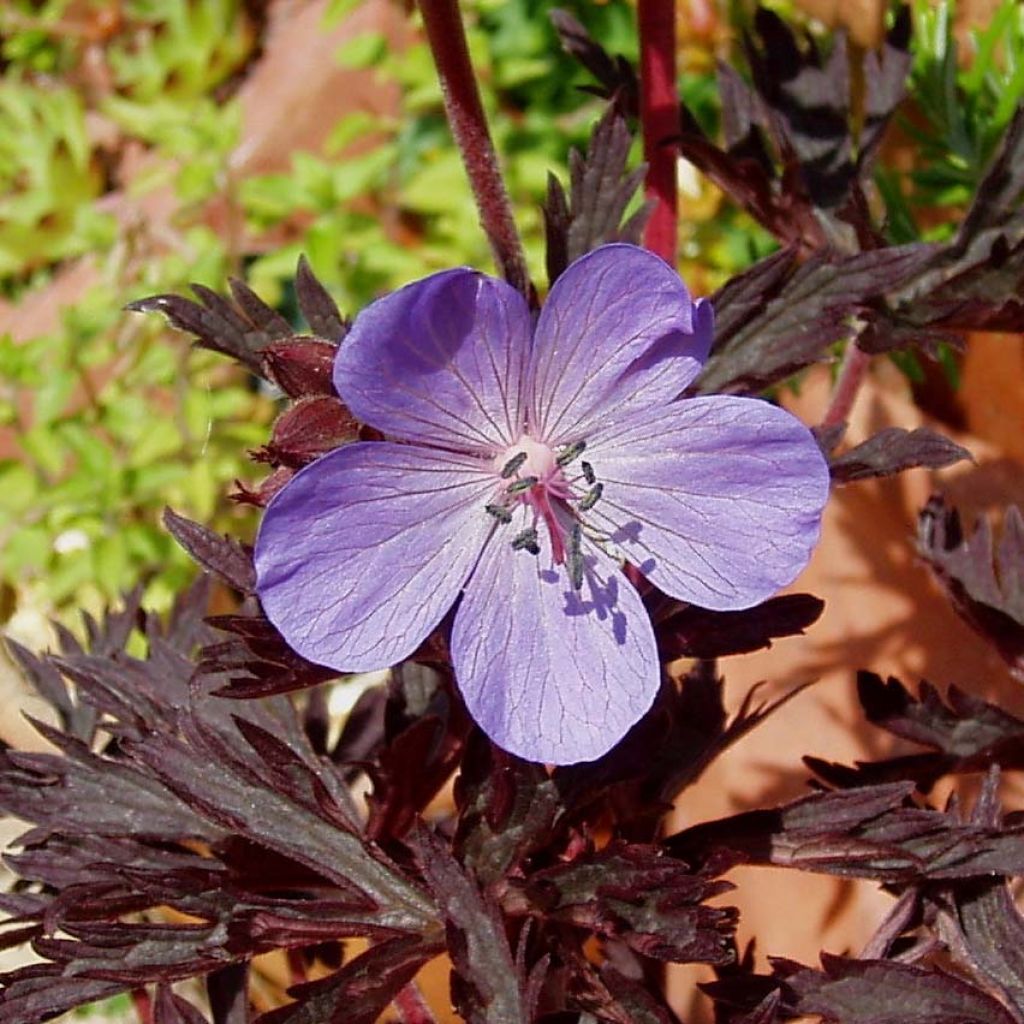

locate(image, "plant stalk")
[[822, 341, 871, 429], [638, 0, 679, 263], [418, 0, 532, 300]]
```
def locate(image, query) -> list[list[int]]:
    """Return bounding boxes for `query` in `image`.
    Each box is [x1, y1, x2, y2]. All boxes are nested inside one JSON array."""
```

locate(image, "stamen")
[[500, 451, 528, 478], [485, 503, 513, 523], [567, 523, 584, 590], [578, 482, 603, 511], [511, 527, 540, 555], [581, 461, 596, 485], [556, 439, 586, 467], [506, 475, 538, 495]]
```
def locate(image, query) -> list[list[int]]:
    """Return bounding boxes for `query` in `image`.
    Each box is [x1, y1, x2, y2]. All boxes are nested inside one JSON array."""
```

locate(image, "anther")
[[485, 503, 513, 523], [567, 523, 584, 590], [505, 475, 538, 495], [578, 482, 603, 511], [581, 461, 596, 485], [556, 439, 586, 467], [500, 451, 528, 478], [511, 527, 540, 555]]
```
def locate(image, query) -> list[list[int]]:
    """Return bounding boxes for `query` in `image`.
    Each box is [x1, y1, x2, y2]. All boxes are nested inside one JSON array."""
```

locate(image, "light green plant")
[[0, 81, 115, 282]]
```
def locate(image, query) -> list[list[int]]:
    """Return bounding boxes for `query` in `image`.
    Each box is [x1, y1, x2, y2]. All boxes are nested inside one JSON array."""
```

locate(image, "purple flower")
[[254, 244, 829, 765]]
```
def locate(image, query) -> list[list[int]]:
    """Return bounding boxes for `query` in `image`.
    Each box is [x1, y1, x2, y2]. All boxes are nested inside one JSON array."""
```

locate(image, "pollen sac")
[[506, 475, 538, 495], [511, 526, 540, 555], [567, 523, 584, 589], [556, 439, 586, 467], [579, 482, 603, 511], [581, 461, 596, 486], [485, 503, 513, 523], [500, 451, 528, 478]]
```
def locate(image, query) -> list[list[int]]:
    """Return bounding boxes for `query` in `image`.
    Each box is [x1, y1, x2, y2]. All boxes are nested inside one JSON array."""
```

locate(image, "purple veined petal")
[[451, 505, 659, 765], [584, 396, 830, 610], [255, 441, 497, 672], [334, 269, 532, 453], [528, 244, 712, 445]]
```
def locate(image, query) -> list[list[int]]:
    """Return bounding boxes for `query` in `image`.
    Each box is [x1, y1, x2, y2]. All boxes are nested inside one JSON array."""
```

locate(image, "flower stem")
[[417, 0, 532, 300], [638, 0, 679, 264], [822, 341, 871, 429], [394, 981, 438, 1023]]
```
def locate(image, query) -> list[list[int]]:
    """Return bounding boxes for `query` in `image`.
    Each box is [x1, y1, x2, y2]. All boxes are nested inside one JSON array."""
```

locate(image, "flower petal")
[[529, 244, 711, 443], [451, 506, 659, 765], [585, 396, 830, 610], [255, 441, 496, 671], [334, 269, 532, 452]]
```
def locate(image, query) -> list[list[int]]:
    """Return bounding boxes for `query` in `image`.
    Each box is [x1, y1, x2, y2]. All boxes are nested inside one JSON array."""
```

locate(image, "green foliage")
[[898, 0, 1024, 225], [0, 81, 115, 281]]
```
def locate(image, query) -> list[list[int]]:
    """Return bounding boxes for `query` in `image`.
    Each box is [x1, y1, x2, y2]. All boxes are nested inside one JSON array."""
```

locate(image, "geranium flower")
[[254, 244, 829, 765]]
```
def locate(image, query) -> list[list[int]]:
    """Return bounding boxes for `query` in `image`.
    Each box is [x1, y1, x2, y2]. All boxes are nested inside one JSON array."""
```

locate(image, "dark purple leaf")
[[696, 245, 936, 394], [554, 663, 808, 832], [125, 723, 434, 934], [779, 953, 1020, 1024], [258, 936, 436, 1024], [542, 103, 651, 284], [549, 9, 638, 110], [0, 968, 124, 1024], [155, 984, 210, 1024], [505, 843, 736, 964], [806, 673, 1024, 790], [454, 736, 563, 885], [654, 593, 824, 660], [743, 10, 854, 211], [928, 769, 1024, 1019], [408, 823, 531, 1024], [202, 609, 337, 699], [163, 508, 256, 593], [858, 672, 1024, 757], [668, 780, 1024, 882], [859, 7, 912, 169], [957, 105, 1024, 245], [0, 724, 217, 842], [918, 497, 1024, 679], [295, 254, 349, 342], [364, 665, 467, 844], [567, 952, 682, 1024], [228, 278, 293, 340], [127, 282, 288, 376], [830, 428, 972, 483]]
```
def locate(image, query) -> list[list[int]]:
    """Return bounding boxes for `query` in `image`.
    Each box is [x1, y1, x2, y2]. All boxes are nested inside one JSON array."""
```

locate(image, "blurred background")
[[1, 0, 1023, 1020]]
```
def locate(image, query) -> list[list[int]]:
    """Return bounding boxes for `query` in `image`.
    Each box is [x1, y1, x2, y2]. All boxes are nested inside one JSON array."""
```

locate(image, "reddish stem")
[[417, 0, 532, 300], [821, 341, 871, 430], [638, 0, 679, 263], [394, 980, 438, 1023], [131, 987, 153, 1024]]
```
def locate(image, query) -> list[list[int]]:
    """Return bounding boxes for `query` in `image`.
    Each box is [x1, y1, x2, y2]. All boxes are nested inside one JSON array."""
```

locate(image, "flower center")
[[485, 435, 603, 587]]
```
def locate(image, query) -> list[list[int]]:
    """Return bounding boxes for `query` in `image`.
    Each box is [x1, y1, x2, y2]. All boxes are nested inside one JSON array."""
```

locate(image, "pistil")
[[487, 435, 603, 577]]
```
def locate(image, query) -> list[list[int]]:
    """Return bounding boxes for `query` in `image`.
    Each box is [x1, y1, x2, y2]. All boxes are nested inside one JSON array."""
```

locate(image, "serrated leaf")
[[918, 498, 1024, 679], [163, 508, 256, 593], [655, 593, 824, 660], [696, 245, 936, 394], [542, 103, 650, 283], [780, 954, 1020, 1024], [408, 823, 530, 1024], [830, 428, 972, 483]]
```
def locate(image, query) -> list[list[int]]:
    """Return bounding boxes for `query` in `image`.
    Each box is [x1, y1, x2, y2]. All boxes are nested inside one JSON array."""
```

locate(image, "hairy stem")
[[418, 0, 532, 300], [822, 341, 871, 429], [638, 0, 679, 263]]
